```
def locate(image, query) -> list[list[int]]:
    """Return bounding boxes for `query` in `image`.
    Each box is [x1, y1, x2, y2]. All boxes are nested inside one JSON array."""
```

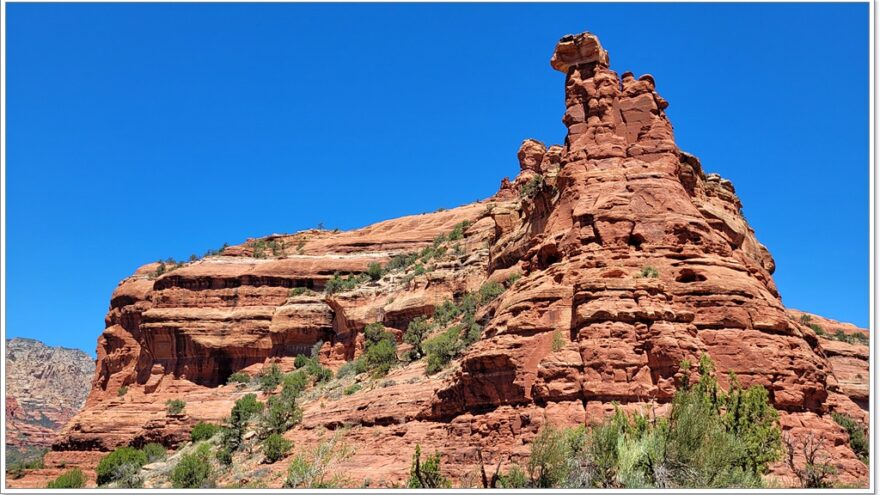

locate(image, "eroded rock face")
[[5, 338, 94, 451], [21, 31, 868, 489]]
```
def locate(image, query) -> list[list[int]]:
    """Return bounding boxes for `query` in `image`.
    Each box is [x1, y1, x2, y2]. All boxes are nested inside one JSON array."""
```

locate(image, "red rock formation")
[[5, 338, 94, 451], [11, 31, 867, 489]]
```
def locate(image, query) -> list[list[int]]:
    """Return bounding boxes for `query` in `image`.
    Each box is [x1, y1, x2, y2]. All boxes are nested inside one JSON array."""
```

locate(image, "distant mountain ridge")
[[5, 337, 94, 451]]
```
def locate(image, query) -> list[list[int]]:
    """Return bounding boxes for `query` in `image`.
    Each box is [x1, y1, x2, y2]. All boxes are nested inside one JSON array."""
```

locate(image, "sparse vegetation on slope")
[[495, 355, 782, 489]]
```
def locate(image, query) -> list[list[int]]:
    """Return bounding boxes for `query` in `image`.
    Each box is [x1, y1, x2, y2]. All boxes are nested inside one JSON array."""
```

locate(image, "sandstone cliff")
[[5, 338, 94, 451], [11, 31, 868, 489]]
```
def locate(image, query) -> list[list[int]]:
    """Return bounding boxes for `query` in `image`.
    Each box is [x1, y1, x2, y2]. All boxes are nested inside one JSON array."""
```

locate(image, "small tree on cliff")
[[406, 445, 451, 488]]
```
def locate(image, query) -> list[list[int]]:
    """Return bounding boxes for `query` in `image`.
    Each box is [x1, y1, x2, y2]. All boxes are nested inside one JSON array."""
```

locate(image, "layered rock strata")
[[5, 338, 94, 451], [12, 31, 868, 488]]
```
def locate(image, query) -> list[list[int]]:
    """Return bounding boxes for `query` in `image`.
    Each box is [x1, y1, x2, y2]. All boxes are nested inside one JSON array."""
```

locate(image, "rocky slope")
[[5, 338, 94, 451], [9, 31, 869, 488]]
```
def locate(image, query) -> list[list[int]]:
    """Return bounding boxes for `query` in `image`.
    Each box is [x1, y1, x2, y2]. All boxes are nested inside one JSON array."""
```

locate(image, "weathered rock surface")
[[9, 31, 868, 489], [5, 338, 94, 451]]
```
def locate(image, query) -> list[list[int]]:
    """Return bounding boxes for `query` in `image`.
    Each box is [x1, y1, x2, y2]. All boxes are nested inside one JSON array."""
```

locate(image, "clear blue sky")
[[6, 3, 869, 354]]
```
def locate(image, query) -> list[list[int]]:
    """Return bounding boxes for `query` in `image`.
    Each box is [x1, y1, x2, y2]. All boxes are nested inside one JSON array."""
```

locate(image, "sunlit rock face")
[[24, 31, 866, 489]]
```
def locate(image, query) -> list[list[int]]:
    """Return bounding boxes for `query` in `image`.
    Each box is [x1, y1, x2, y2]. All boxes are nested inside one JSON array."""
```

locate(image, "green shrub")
[[723, 377, 782, 473], [406, 444, 451, 488], [498, 465, 529, 488], [170, 444, 213, 488], [356, 323, 398, 377], [259, 364, 282, 392], [387, 252, 418, 271], [527, 425, 576, 488], [47, 468, 86, 489], [96, 446, 147, 485], [263, 433, 293, 463], [230, 394, 263, 425], [166, 399, 186, 415], [424, 327, 462, 374], [638, 266, 660, 278], [324, 272, 368, 294], [260, 395, 303, 437], [448, 221, 471, 241], [142, 442, 166, 463], [216, 448, 232, 466], [191, 422, 220, 442], [551, 330, 565, 352], [289, 287, 315, 297], [367, 262, 385, 281], [283, 434, 351, 488], [117, 386, 128, 397], [810, 323, 827, 336], [294, 354, 309, 368], [343, 383, 362, 396], [478, 281, 505, 304], [335, 360, 358, 379], [404, 316, 432, 359], [304, 358, 333, 383], [832, 413, 868, 463], [251, 239, 267, 259], [799, 314, 812, 325], [413, 263, 427, 276], [282, 371, 309, 397], [525, 355, 781, 489], [433, 300, 461, 326], [226, 372, 251, 385], [520, 174, 544, 199]]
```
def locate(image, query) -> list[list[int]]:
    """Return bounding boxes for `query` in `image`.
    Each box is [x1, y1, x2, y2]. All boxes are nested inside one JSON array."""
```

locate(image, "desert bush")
[[343, 383, 362, 395], [404, 316, 432, 359], [216, 447, 232, 466], [324, 272, 368, 294], [832, 413, 868, 463], [448, 221, 471, 241], [282, 371, 309, 396], [497, 465, 529, 488], [478, 281, 505, 304], [433, 299, 461, 326], [283, 434, 352, 488], [47, 469, 86, 489], [96, 446, 147, 485], [638, 266, 660, 278], [170, 444, 213, 488], [289, 287, 315, 297], [117, 386, 128, 397], [424, 327, 462, 375], [387, 252, 418, 271], [259, 364, 283, 392], [166, 399, 186, 415], [142, 442, 166, 463], [230, 394, 263, 424], [406, 445, 451, 488], [367, 262, 385, 281], [260, 395, 303, 437], [551, 330, 565, 352], [520, 174, 544, 199], [221, 394, 264, 452], [226, 372, 251, 385], [522, 355, 782, 489], [355, 323, 398, 377], [191, 422, 220, 442], [294, 354, 310, 368], [263, 433, 293, 463], [335, 360, 358, 379]]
